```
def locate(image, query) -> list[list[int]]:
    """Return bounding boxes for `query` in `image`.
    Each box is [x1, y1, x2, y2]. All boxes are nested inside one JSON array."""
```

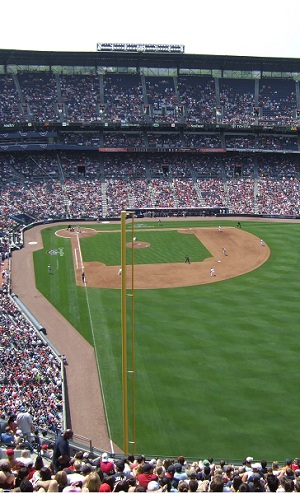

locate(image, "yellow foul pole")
[[130, 213, 136, 454], [121, 211, 128, 454]]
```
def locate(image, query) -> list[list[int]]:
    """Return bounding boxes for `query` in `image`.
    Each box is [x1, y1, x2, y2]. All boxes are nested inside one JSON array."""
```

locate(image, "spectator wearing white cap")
[[244, 462, 264, 484], [244, 457, 253, 472], [147, 480, 161, 491]]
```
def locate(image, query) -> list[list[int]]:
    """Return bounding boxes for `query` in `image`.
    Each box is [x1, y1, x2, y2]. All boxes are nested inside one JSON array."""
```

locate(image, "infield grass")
[[34, 219, 300, 461]]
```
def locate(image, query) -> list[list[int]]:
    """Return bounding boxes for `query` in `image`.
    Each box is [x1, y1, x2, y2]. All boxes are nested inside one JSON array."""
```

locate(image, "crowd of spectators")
[[0, 219, 64, 481], [256, 157, 299, 215], [59, 132, 102, 148], [17, 72, 59, 124], [60, 75, 101, 124], [3, 130, 298, 151], [147, 133, 183, 149], [183, 134, 222, 149], [177, 76, 217, 124], [225, 136, 257, 150], [1, 151, 300, 223], [103, 133, 144, 149], [0, 284, 63, 433], [103, 74, 144, 124], [219, 78, 256, 126], [0, 72, 299, 127], [0, 125, 287, 153], [1, 449, 300, 492], [258, 79, 297, 126]]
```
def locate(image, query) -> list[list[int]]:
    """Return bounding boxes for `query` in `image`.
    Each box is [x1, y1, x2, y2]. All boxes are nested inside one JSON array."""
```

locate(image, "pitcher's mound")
[[126, 241, 150, 249]]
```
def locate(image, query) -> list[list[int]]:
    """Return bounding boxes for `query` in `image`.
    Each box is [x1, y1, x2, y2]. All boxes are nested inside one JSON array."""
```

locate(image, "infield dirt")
[[56, 225, 270, 289]]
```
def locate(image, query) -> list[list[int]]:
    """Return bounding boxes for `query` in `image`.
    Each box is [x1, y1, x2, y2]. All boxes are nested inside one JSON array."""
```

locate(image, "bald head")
[[63, 429, 73, 440]]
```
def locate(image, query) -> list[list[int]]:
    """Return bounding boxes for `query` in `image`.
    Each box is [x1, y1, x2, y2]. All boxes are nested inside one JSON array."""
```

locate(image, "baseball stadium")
[[1, 45, 300, 490]]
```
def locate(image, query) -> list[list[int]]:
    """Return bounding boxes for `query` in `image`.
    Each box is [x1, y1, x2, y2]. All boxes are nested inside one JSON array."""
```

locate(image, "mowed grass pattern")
[[34, 220, 300, 461], [80, 230, 211, 265]]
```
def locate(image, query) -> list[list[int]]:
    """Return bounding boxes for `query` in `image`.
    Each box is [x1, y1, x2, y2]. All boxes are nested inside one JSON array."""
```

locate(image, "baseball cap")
[[99, 484, 111, 492], [147, 481, 160, 491], [167, 465, 175, 474], [102, 453, 108, 462], [142, 463, 154, 473], [115, 459, 125, 470], [6, 449, 15, 456]]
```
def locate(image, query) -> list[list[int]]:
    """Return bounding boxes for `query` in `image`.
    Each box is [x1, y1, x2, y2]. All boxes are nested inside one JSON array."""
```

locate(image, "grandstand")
[[0, 47, 300, 490], [0, 49, 299, 226]]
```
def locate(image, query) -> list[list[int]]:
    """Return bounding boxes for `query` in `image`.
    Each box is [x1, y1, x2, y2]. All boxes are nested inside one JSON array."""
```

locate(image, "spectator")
[[5, 448, 21, 472], [266, 473, 279, 492], [0, 460, 15, 490], [82, 471, 101, 492], [52, 429, 74, 473], [19, 449, 34, 467], [54, 470, 68, 492], [33, 466, 58, 492], [7, 414, 18, 435], [66, 460, 85, 485], [100, 452, 115, 476], [31, 455, 46, 484], [136, 462, 159, 490], [16, 405, 35, 442], [14, 466, 30, 489], [1, 426, 15, 446], [173, 463, 188, 487], [0, 413, 7, 433], [19, 478, 34, 492], [112, 459, 131, 484]]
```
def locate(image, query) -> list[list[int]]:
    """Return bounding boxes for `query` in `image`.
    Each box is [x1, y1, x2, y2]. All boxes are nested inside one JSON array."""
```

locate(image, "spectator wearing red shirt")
[[137, 463, 158, 489], [100, 453, 115, 476]]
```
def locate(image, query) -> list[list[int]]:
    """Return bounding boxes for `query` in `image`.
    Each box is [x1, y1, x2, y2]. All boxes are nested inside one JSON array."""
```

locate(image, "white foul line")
[[74, 248, 79, 270]]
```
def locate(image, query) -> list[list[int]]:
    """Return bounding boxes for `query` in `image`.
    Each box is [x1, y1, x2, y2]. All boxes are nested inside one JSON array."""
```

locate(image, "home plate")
[[218, 260, 221, 262]]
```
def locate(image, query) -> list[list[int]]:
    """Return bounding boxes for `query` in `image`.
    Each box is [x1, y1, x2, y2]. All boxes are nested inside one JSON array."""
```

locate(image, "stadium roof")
[[0, 48, 299, 73]]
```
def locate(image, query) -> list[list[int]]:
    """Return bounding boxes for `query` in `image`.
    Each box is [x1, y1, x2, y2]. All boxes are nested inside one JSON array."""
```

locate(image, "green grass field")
[[33, 219, 300, 462]]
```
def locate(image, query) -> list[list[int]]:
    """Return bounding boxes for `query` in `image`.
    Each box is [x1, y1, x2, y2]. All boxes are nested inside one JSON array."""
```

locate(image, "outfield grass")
[[33, 220, 300, 461]]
